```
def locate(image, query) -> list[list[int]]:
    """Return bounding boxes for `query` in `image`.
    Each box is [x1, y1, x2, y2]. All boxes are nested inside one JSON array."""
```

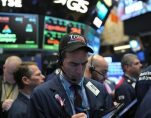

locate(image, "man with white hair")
[[115, 53, 142, 105], [114, 53, 142, 117], [0, 55, 22, 118]]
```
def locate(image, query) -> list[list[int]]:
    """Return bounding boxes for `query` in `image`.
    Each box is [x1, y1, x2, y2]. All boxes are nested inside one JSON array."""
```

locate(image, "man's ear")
[[125, 64, 131, 72], [22, 76, 30, 85]]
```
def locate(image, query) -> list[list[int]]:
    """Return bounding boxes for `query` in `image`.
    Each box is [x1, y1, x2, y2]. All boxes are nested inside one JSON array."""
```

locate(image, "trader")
[[27, 33, 113, 118]]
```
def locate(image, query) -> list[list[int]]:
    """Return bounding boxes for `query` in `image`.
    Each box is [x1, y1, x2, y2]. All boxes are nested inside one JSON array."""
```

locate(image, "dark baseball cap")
[[59, 33, 93, 53]]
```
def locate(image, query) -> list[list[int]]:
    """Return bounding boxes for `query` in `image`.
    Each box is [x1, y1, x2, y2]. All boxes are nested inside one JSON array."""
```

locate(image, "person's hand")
[[2, 99, 14, 111], [71, 113, 87, 118]]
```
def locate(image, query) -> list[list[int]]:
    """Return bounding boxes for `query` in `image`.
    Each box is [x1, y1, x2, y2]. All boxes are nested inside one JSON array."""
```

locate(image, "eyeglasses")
[[92, 69, 107, 77]]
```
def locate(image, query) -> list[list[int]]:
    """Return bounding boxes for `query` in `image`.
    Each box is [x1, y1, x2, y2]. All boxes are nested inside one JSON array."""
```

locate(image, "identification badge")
[[86, 81, 100, 96]]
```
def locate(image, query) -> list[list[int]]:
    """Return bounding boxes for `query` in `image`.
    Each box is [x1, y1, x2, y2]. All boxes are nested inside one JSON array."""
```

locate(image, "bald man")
[[85, 55, 108, 82], [84, 54, 115, 103], [0, 56, 22, 117]]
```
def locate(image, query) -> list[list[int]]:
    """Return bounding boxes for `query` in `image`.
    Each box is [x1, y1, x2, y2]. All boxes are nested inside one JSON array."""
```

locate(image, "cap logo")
[[68, 34, 86, 44]]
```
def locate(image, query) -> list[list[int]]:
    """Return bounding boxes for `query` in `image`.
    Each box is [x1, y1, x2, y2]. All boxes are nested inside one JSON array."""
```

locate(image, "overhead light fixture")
[[129, 40, 141, 52], [114, 45, 130, 51]]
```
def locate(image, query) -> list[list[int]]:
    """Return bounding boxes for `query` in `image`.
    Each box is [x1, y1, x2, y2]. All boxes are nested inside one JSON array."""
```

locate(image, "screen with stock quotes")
[[0, 12, 39, 49]]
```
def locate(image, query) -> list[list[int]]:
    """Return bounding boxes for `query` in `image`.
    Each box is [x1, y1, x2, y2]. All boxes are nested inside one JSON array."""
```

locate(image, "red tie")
[[71, 85, 82, 113]]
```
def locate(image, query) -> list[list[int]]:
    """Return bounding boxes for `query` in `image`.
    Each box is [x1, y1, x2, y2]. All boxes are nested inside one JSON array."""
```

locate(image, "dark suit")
[[135, 87, 151, 118], [27, 74, 113, 118], [114, 75, 137, 118], [135, 65, 151, 118], [0, 76, 2, 118], [135, 65, 151, 105], [115, 75, 136, 106], [7, 92, 29, 118]]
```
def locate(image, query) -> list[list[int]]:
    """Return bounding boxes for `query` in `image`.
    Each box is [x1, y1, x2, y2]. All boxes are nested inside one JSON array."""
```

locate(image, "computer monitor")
[[118, 0, 151, 20], [0, 12, 39, 49], [107, 62, 124, 84], [42, 15, 86, 51]]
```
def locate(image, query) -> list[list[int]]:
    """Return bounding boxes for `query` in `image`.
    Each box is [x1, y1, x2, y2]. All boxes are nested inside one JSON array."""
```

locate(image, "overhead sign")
[[1, 0, 22, 7], [53, 0, 89, 13]]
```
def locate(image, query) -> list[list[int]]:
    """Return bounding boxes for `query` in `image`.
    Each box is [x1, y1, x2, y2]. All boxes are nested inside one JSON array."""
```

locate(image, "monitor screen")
[[42, 16, 86, 51], [107, 62, 123, 84], [0, 12, 39, 49], [118, 0, 151, 20], [96, 1, 109, 20]]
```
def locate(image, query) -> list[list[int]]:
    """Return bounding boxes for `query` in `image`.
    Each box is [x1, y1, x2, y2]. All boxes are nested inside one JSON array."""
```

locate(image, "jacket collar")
[[48, 74, 73, 116], [48, 74, 100, 116]]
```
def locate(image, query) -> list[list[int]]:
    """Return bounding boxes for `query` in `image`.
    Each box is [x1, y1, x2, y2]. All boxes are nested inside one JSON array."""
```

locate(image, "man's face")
[[3, 61, 18, 84], [28, 65, 45, 88], [62, 50, 88, 84], [128, 58, 142, 78], [92, 62, 108, 83]]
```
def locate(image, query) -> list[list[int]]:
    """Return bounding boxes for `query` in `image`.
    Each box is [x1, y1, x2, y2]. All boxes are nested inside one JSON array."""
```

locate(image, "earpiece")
[[89, 55, 104, 76], [89, 55, 95, 73], [58, 51, 64, 66]]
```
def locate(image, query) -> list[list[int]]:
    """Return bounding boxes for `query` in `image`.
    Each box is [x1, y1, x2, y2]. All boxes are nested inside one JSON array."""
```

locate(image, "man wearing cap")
[[27, 33, 113, 118]]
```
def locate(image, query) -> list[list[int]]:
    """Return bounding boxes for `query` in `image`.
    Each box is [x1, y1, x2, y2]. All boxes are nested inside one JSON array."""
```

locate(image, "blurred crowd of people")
[[0, 33, 151, 118]]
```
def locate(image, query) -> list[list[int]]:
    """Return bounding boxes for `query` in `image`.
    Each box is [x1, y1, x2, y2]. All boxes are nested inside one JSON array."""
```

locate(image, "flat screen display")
[[107, 62, 123, 84], [118, 0, 151, 20], [96, 1, 109, 20], [0, 12, 39, 49], [42, 16, 86, 51]]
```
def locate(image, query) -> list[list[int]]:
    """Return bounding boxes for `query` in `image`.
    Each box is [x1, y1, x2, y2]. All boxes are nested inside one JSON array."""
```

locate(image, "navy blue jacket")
[[27, 74, 113, 118], [135, 65, 151, 118], [0, 76, 3, 118], [135, 87, 151, 118], [135, 65, 151, 104], [7, 92, 29, 118], [115, 75, 136, 106]]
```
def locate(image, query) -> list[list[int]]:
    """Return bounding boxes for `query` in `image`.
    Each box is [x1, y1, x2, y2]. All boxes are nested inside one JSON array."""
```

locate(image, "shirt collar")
[[20, 91, 30, 99], [125, 74, 137, 82], [60, 70, 84, 88]]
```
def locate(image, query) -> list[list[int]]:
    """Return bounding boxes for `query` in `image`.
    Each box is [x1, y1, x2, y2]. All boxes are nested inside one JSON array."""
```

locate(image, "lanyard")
[[4, 83, 16, 99]]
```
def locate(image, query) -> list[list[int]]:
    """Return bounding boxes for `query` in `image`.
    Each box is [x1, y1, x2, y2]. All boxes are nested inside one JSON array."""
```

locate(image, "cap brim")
[[64, 43, 93, 53]]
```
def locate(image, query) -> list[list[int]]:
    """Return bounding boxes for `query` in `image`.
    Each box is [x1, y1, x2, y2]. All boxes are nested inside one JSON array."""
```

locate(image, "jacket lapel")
[[83, 79, 97, 109], [48, 75, 73, 116], [18, 92, 29, 105]]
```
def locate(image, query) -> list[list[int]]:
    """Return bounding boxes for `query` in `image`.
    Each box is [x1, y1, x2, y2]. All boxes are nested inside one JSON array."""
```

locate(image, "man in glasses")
[[84, 54, 115, 99]]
